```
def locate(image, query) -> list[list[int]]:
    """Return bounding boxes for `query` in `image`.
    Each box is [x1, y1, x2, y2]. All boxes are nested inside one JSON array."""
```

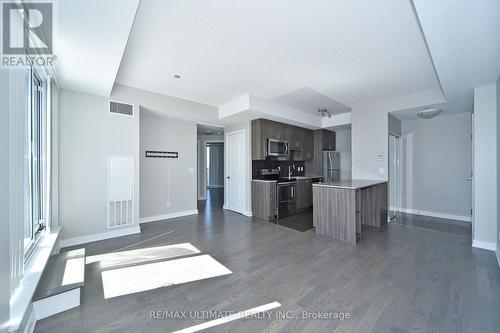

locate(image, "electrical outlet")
[[166, 202, 172, 208], [379, 167, 384, 174]]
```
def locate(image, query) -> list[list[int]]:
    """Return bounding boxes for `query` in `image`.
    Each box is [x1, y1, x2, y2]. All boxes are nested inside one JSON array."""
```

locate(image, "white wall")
[[140, 111, 197, 219], [111, 84, 219, 123], [224, 121, 252, 215], [59, 89, 140, 240], [334, 127, 352, 181], [0, 70, 11, 333], [351, 89, 444, 181], [473, 83, 498, 249], [352, 108, 388, 180], [497, 75, 500, 257], [197, 134, 224, 200], [401, 112, 472, 221]]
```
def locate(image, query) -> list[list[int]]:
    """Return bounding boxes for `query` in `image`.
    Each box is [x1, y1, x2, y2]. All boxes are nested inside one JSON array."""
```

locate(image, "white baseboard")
[[139, 210, 199, 224], [33, 288, 80, 320], [472, 240, 496, 251], [60, 226, 140, 248], [243, 211, 253, 217], [496, 249, 500, 269], [397, 208, 471, 222]]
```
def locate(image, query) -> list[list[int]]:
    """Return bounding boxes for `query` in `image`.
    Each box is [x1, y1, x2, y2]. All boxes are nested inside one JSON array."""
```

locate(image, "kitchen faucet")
[[288, 165, 295, 178]]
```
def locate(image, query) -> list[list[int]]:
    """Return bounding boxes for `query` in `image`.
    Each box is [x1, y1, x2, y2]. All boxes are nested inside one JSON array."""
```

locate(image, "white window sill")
[[9, 228, 60, 332]]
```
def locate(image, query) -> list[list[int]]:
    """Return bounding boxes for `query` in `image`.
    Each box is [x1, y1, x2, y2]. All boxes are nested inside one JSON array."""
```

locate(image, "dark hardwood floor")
[[390, 212, 472, 237], [35, 201, 500, 333]]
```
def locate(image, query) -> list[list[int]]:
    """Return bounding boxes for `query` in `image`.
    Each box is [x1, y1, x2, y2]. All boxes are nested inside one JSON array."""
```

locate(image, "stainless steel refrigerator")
[[323, 151, 340, 182]]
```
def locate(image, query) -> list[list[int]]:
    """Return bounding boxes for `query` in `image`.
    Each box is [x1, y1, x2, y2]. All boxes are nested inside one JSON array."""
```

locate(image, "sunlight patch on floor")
[[86, 243, 200, 269], [171, 302, 282, 333], [62, 257, 85, 286], [62, 248, 86, 286], [101, 254, 232, 299]]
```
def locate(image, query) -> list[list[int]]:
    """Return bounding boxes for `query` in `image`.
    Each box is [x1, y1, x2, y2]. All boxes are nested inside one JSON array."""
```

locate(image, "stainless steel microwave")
[[267, 138, 289, 157]]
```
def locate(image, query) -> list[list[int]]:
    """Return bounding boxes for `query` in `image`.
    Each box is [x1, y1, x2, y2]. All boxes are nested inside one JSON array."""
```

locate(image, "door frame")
[[224, 129, 247, 215], [388, 133, 402, 220], [206, 141, 224, 189]]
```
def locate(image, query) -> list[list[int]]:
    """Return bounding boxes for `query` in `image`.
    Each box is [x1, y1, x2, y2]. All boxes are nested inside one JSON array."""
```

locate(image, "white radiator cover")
[[107, 156, 134, 228]]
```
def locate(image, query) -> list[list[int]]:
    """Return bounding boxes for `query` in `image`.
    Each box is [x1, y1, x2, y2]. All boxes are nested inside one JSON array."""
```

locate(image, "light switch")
[[377, 153, 384, 161]]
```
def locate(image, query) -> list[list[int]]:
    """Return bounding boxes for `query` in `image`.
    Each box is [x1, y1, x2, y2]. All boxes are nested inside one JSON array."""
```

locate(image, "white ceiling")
[[116, 0, 441, 107], [413, 0, 500, 98], [197, 123, 224, 136], [54, 0, 140, 96], [270, 87, 350, 116], [391, 90, 473, 121], [404, 0, 500, 120]]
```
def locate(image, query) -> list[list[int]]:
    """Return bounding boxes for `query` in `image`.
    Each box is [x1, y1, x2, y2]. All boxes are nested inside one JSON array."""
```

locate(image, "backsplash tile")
[[252, 160, 305, 179]]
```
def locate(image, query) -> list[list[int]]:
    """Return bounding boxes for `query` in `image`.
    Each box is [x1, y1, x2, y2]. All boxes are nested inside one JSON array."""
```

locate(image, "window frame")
[[24, 67, 47, 260]]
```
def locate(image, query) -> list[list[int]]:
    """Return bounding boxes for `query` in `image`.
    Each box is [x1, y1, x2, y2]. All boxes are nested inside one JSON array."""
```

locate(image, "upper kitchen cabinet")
[[251, 118, 313, 160], [289, 126, 304, 151], [251, 119, 267, 159], [302, 129, 314, 160], [322, 130, 336, 150]]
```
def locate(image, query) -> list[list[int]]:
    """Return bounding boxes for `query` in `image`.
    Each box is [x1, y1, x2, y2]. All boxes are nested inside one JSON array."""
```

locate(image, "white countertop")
[[312, 179, 387, 189], [252, 175, 322, 183]]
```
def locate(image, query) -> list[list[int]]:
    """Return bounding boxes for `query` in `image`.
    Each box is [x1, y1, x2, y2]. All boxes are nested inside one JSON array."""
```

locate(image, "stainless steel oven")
[[277, 181, 296, 218], [267, 138, 289, 157]]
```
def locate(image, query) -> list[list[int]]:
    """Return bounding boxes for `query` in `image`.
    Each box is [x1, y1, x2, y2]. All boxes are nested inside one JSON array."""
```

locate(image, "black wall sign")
[[145, 151, 178, 158]]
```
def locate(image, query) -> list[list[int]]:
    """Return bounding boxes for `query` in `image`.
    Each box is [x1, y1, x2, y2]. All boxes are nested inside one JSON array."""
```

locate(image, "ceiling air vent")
[[109, 100, 134, 116]]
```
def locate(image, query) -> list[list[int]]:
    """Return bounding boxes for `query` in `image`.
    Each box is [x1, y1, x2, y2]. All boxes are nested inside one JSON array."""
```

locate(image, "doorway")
[[197, 124, 224, 210], [388, 134, 402, 220], [206, 143, 224, 189]]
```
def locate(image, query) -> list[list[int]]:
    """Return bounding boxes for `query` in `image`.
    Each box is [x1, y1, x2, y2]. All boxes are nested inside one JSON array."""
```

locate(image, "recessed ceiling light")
[[417, 108, 441, 119], [173, 74, 181, 79]]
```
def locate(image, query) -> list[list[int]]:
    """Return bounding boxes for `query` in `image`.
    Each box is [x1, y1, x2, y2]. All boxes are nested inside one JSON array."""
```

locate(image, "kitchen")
[[251, 118, 387, 243]]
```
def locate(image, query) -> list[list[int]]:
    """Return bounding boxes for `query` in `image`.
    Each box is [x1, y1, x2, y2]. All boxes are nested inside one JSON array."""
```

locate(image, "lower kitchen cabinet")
[[251, 181, 277, 221], [296, 179, 313, 210]]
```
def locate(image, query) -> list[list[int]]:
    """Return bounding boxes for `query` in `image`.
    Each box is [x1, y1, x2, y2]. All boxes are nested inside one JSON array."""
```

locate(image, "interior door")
[[226, 131, 245, 213]]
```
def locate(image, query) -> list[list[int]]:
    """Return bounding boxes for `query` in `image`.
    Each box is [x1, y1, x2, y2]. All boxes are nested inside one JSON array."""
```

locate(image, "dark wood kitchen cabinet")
[[251, 119, 266, 159], [252, 180, 277, 220], [251, 118, 314, 160], [289, 126, 304, 150], [252, 119, 287, 159], [302, 129, 314, 160], [322, 130, 336, 150], [296, 178, 313, 210]]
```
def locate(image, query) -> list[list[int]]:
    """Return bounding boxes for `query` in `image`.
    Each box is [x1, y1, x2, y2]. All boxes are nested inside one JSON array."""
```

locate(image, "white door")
[[226, 130, 245, 213]]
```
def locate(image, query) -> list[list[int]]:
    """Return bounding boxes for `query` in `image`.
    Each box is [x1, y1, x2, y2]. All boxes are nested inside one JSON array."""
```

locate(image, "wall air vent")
[[109, 100, 134, 116], [107, 156, 134, 228]]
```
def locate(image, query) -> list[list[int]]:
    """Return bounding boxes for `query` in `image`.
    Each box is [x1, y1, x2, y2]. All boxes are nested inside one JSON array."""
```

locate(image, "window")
[[25, 68, 47, 256]]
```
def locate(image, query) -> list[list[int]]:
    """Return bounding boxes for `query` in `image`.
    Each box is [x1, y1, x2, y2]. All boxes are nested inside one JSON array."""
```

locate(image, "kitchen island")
[[312, 180, 388, 244]]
